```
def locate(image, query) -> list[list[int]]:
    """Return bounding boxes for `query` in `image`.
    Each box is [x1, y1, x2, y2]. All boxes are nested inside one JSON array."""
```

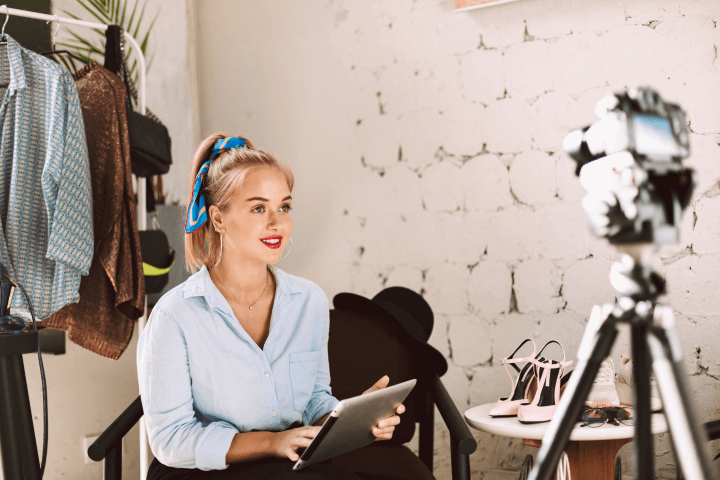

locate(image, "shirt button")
[[264, 373, 270, 378], [271, 411, 277, 416]]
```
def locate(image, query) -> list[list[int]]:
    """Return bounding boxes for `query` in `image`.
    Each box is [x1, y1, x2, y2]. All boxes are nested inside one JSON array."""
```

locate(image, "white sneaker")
[[615, 356, 663, 411], [585, 356, 620, 407]]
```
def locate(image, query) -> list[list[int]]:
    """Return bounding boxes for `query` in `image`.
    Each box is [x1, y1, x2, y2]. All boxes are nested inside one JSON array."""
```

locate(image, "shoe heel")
[[489, 339, 537, 417], [517, 341, 573, 424]]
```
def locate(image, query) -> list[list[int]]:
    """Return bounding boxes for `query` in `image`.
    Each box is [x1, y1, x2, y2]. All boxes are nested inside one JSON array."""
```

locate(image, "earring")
[[214, 232, 223, 267], [281, 236, 292, 260]]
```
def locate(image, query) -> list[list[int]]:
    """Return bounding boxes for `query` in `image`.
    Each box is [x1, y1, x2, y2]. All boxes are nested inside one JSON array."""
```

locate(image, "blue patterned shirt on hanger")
[[0, 35, 93, 320]]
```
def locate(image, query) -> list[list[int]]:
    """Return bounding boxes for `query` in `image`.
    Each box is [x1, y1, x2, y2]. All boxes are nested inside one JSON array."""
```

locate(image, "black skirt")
[[147, 456, 414, 480]]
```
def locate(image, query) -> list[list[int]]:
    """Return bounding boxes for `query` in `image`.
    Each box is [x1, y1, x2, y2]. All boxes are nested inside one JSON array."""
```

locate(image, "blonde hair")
[[184, 133, 294, 273]]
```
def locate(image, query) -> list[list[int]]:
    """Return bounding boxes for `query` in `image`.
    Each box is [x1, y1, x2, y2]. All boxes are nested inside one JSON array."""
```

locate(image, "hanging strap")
[[103, 25, 123, 75]]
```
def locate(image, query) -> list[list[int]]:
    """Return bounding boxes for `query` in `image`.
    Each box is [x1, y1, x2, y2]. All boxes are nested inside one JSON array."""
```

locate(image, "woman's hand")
[[363, 375, 405, 441], [270, 425, 321, 461]]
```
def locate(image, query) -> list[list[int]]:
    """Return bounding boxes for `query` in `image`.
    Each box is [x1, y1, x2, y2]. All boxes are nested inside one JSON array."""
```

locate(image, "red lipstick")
[[261, 235, 282, 249]]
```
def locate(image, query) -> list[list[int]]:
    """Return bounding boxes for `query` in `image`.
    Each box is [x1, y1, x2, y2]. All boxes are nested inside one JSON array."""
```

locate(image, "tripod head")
[[563, 87, 695, 246]]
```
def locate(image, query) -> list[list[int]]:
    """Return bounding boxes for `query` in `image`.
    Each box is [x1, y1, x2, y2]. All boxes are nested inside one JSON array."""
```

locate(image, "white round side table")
[[465, 403, 668, 479]]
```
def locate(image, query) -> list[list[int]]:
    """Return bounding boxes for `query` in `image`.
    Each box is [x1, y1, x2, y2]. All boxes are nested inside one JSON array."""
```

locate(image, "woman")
[[138, 134, 409, 480]]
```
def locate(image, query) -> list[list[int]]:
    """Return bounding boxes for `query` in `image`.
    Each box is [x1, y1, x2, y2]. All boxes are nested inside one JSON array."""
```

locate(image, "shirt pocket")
[[288, 351, 322, 412]]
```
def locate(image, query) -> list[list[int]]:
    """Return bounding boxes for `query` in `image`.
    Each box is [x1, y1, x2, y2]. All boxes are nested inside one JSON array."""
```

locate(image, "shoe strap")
[[501, 338, 537, 373], [530, 357, 573, 369], [531, 341, 574, 386], [501, 338, 537, 395]]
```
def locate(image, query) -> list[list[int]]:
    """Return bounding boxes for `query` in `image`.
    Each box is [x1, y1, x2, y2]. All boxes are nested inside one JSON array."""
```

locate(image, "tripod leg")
[[647, 306, 715, 480], [631, 318, 654, 479], [528, 304, 619, 480]]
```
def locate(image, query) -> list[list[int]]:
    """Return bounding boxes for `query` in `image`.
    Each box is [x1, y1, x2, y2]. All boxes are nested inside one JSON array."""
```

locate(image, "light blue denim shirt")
[[137, 264, 339, 471]]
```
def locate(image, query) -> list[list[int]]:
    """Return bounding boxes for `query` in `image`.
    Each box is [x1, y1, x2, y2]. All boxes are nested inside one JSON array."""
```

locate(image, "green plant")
[[57, 0, 160, 84]]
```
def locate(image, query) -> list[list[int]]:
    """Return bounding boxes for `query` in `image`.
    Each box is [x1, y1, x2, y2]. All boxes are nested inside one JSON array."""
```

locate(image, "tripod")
[[528, 245, 716, 480]]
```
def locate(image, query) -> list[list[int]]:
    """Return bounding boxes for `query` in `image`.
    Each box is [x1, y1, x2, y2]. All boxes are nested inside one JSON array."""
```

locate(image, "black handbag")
[[105, 25, 172, 177], [126, 109, 172, 177]]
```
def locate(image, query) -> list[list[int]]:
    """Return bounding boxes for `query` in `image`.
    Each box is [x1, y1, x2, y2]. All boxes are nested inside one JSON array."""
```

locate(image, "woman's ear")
[[208, 205, 224, 232]]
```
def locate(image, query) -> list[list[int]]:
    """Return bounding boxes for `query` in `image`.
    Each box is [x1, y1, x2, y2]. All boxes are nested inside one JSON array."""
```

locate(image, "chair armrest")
[[428, 374, 477, 456], [88, 395, 144, 462]]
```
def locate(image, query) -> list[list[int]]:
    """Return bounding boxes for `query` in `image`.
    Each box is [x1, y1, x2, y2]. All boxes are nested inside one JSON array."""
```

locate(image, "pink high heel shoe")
[[517, 341, 573, 424], [489, 339, 540, 417]]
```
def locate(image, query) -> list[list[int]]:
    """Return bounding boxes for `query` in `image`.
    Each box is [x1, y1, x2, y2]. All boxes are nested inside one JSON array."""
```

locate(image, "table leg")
[[523, 439, 631, 479]]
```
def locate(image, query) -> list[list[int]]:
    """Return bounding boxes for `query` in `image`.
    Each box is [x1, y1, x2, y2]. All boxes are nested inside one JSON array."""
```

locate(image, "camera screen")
[[633, 114, 678, 160]]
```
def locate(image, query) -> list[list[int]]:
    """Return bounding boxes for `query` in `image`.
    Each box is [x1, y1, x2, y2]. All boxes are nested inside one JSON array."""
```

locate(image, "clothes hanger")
[[0, 5, 9, 46], [40, 15, 89, 65], [0, 6, 8, 88]]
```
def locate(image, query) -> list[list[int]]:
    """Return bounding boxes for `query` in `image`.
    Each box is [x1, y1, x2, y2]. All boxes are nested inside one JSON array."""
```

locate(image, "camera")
[[562, 87, 695, 245]]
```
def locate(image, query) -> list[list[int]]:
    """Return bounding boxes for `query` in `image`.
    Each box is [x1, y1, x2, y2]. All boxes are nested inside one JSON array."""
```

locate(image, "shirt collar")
[[184, 264, 302, 309], [2, 36, 27, 94]]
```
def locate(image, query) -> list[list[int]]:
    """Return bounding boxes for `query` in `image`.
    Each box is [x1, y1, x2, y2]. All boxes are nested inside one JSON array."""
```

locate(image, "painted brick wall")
[[194, 0, 720, 477]]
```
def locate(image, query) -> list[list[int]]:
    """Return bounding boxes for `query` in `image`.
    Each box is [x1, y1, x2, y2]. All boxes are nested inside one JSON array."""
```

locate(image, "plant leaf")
[[127, 0, 140, 33], [133, 0, 149, 39], [75, 0, 111, 25], [76, 0, 104, 20], [119, 0, 128, 28], [61, 10, 82, 21], [84, 0, 111, 21], [57, 42, 101, 54], [61, 0, 158, 79], [56, 55, 77, 75], [140, 6, 161, 55], [64, 29, 99, 50]]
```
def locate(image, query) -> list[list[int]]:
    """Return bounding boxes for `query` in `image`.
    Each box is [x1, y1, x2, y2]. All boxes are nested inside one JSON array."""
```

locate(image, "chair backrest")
[[328, 308, 417, 444]]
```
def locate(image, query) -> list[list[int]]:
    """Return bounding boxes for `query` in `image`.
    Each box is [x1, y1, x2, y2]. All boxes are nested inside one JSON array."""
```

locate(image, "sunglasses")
[[580, 407, 634, 427]]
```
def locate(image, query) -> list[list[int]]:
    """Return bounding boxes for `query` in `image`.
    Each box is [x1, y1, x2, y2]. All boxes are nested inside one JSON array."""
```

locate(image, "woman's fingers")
[[373, 414, 400, 438], [373, 431, 394, 441], [363, 375, 390, 395], [373, 425, 396, 436], [376, 415, 401, 429], [395, 404, 406, 414], [294, 436, 314, 448], [288, 448, 300, 461], [299, 426, 321, 438]]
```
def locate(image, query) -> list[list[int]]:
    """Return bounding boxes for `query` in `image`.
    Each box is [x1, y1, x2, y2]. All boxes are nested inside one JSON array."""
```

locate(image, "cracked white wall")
[[194, 0, 720, 478]]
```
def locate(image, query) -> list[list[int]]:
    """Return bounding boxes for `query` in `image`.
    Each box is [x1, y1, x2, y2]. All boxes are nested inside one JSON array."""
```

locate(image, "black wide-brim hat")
[[333, 286, 448, 376]]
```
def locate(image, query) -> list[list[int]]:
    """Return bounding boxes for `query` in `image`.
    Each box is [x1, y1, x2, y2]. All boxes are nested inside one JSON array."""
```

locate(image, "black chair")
[[88, 307, 477, 479]]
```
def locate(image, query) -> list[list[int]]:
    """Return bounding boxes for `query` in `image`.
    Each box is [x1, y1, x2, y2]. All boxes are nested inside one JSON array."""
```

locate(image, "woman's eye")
[[252, 204, 292, 213]]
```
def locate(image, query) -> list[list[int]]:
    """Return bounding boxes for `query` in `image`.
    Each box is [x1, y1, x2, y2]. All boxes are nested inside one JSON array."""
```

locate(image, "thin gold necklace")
[[215, 269, 268, 310]]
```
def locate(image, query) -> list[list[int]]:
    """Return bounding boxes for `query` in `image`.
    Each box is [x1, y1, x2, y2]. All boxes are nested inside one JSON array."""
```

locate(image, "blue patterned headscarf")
[[185, 137, 248, 233]]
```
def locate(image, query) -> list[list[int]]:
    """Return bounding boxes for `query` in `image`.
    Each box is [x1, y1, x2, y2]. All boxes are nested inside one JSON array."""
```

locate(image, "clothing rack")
[[3, 7, 151, 480]]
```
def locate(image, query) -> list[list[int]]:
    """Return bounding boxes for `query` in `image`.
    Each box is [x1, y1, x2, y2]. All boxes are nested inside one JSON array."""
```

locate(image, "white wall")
[[194, 0, 720, 478], [0, 2, 199, 479]]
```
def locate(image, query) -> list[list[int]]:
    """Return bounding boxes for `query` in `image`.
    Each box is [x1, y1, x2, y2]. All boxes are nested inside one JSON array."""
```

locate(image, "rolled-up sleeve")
[[302, 297, 340, 426], [137, 307, 238, 470]]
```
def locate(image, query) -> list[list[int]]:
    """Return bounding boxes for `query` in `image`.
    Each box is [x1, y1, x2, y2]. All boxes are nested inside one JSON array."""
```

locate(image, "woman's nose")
[[266, 210, 281, 227]]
